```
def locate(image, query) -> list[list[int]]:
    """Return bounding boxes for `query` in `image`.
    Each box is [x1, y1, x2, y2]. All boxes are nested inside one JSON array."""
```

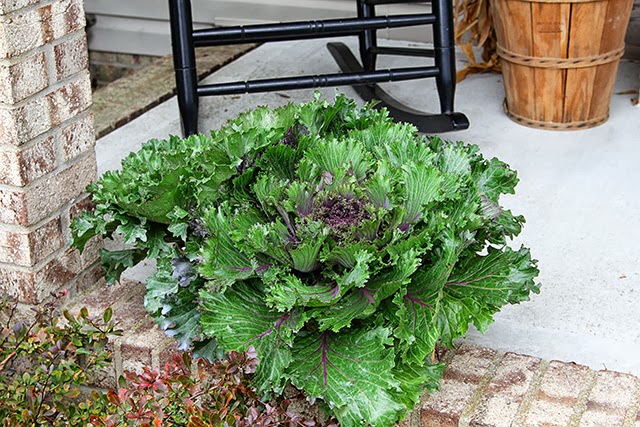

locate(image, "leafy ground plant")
[[94, 348, 327, 427], [0, 292, 325, 426], [0, 291, 118, 426], [72, 93, 540, 426]]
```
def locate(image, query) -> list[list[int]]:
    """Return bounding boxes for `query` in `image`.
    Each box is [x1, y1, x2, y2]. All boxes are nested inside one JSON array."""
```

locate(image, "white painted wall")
[[85, 0, 432, 56]]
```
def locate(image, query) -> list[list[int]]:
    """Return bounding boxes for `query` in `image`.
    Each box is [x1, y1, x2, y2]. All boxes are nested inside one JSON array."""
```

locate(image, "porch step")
[[65, 273, 179, 389], [66, 276, 640, 426]]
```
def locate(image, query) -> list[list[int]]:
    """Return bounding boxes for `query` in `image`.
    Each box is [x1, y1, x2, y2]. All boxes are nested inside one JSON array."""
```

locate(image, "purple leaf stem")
[[359, 288, 375, 304], [404, 294, 434, 311], [308, 332, 359, 387], [276, 205, 298, 241]]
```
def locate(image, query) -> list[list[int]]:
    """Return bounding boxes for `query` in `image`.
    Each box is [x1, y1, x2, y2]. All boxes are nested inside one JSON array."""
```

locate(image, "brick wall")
[[0, 0, 102, 304]]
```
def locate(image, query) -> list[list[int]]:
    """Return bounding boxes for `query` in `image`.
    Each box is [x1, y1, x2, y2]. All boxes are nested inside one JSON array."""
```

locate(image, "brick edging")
[[414, 344, 640, 427]]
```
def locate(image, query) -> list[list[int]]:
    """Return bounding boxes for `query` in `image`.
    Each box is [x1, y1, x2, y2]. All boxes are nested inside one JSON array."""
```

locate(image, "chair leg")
[[356, 0, 378, 72], [168, 0, 199, 136], [431, 0, 456, 114], [328, 42, 469, 133]]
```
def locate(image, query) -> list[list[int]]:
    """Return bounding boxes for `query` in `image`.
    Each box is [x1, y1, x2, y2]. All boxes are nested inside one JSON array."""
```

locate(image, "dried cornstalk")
[[454, 0, 501, 81]]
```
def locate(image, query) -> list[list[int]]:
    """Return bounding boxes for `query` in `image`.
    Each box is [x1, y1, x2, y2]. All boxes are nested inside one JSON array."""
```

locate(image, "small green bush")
[[0, 293, 326, 426], [0, 292, 118, 426]]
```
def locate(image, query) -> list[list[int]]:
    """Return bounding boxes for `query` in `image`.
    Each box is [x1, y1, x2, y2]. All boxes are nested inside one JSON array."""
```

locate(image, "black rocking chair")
[[168, 0, 469, 136]]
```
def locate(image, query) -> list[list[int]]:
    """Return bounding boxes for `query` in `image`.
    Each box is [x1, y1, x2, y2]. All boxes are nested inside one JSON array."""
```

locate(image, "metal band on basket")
[[497, 44, 625, 69], [502, 100, 609, 130]]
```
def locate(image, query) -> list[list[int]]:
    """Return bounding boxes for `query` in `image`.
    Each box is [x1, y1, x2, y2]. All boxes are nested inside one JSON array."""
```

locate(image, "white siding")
[[85, 0, 432, 55]]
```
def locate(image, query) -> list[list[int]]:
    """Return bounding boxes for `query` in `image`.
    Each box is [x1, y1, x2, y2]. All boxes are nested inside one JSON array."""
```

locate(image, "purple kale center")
[[316, 196, 371, 232], [188, 214, 210, 238], [278, 125, 309, 147], [279, 128, 296, 147]]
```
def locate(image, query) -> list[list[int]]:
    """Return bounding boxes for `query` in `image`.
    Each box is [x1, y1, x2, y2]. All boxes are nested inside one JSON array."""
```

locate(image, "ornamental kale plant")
[[71, 93, 539, 427]]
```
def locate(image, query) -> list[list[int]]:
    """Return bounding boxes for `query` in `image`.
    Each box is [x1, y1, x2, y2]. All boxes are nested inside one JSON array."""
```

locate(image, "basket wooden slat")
[[493, 0, 537, 123], [491, 0, 634, 130], [533, 3, 570, 123], [589, 0, 634, 121], [564, 2, 607, 123]]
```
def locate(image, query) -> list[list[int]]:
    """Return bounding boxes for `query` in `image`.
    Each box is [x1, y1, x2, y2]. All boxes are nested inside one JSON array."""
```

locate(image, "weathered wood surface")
[[564, 2, 607, 122], [589, 0, 634, 120]]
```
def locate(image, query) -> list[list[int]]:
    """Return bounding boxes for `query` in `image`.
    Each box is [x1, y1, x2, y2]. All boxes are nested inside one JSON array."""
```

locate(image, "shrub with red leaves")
[[91, 347, 331, 427]]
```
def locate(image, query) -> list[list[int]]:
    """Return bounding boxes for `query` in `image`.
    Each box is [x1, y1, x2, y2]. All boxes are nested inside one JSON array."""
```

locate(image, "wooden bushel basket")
[[491, 0, 634, 130]]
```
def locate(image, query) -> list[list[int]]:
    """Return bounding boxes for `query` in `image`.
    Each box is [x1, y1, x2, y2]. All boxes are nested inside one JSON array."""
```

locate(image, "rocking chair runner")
[[168, 0, 469, 136]]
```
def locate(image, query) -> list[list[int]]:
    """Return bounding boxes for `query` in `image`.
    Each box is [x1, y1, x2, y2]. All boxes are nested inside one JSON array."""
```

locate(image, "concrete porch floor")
[[95, 37, 640, 377]]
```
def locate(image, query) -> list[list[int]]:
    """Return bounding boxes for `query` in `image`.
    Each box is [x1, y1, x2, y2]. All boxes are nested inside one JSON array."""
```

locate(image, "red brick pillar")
[[0, 0, 102, 304]]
